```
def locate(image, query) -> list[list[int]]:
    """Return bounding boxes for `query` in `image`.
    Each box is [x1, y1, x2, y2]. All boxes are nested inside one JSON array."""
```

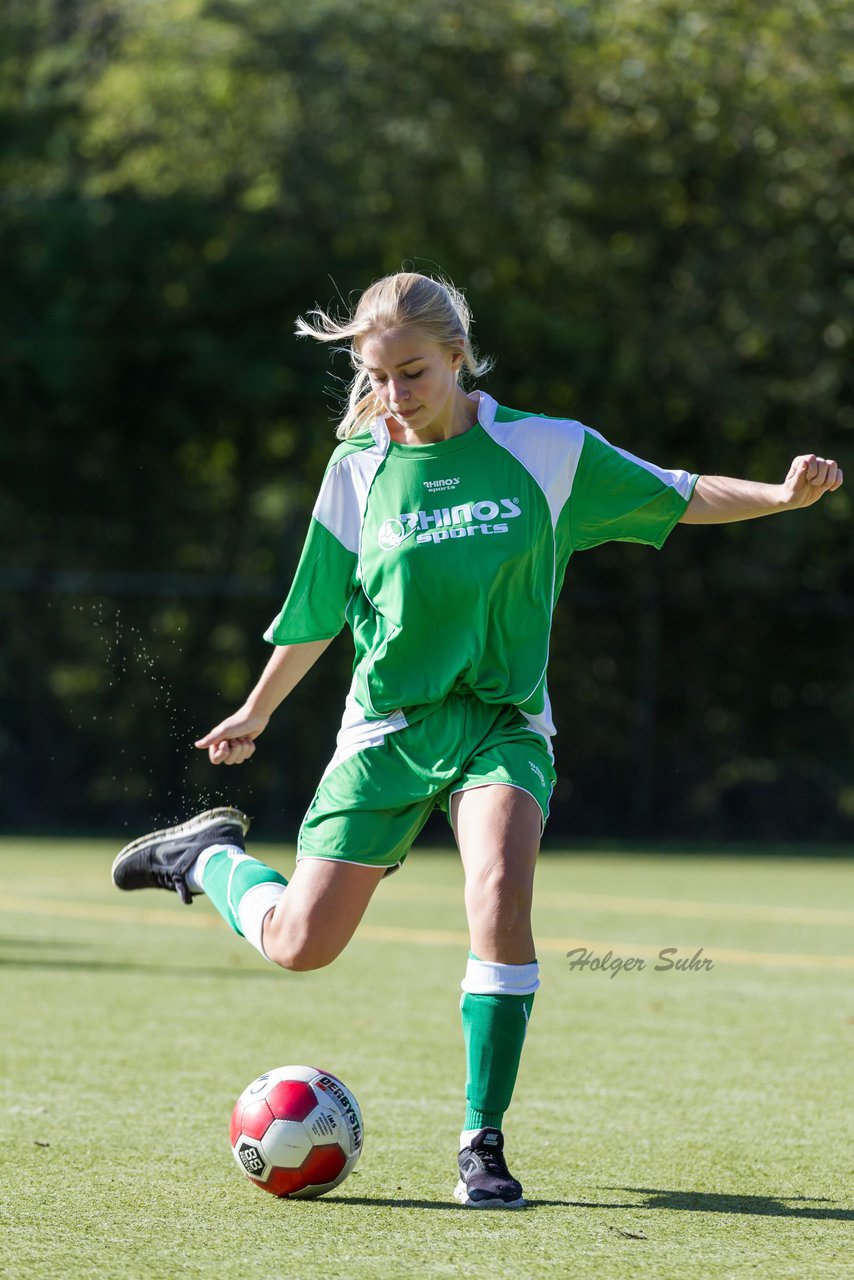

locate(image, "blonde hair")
[[295, 271, 492, 439]]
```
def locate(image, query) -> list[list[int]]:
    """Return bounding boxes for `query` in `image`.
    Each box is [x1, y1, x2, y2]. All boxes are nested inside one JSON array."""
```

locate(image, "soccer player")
[[112, 271, 843, 1208]]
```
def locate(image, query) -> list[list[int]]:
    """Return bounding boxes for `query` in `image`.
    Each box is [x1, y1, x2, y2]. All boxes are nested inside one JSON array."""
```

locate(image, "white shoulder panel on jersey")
[[313, 439, 389, 554], [477, 393, 585, 529], [585, 428, 696, 501]]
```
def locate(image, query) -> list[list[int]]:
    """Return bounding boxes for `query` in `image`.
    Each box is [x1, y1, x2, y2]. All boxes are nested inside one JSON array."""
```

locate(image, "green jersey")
[[265, 392, 697, 746]]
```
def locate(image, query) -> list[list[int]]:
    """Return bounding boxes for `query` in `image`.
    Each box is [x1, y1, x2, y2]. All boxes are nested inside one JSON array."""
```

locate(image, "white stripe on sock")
[[185, 843, 244, 894], [460, 957, 540, 996], [238, 882, 286, 960]]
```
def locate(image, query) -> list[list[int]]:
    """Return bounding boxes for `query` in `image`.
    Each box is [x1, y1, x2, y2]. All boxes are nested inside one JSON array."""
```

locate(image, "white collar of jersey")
[[370, 390, 498, 449]]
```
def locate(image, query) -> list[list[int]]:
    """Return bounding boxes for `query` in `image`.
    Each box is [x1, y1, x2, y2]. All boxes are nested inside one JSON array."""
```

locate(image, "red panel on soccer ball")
[[229, 1103, 244, 1148], [266, 1079, 317, 1124], [262, 1165, 312, 1198], [231, 1066, 362, 1200], [240, 1099, 274, 1141], [300, 1143, 347, 1185]]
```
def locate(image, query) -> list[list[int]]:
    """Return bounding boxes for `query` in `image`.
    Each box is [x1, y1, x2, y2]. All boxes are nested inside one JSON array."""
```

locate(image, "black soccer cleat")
[[454, 1128, 526, 1209], [111, 807, 250, 905]]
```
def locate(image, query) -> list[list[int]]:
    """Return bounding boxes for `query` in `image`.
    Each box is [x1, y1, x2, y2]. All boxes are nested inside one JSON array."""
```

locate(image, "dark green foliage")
[[2, 0, 852, 837]]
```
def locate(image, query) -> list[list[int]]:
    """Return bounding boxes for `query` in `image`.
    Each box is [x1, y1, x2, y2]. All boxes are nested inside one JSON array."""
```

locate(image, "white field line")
[[8, 879, 851, 925], [356, 926, 854, 970], [0, 894, 852, 970], [0, 894, 223, 930], [380, 883, 854, 926]]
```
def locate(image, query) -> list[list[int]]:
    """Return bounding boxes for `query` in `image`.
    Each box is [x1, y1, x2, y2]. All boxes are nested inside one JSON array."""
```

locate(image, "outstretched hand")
[[781, 454, 843, 509], [194, 707, 270, 765]]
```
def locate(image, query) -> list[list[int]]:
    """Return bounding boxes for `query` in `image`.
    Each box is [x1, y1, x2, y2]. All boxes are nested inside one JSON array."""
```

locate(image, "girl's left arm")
[[679, 454, 843, 525]]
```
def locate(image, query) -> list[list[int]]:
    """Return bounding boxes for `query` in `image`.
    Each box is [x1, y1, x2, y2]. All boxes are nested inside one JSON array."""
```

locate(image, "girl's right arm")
[[194, 638, 332, 765]]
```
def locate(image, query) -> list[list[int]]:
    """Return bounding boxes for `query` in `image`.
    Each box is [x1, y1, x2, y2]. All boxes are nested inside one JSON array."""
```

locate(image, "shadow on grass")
[[0, 954, 275, 979], [319, 1196, 466, 1211], [260, 1189, 854, 1216], [0, 937, 91, 947], [605, 1188, 854, 1221], [317, 1195, 580, 1210]]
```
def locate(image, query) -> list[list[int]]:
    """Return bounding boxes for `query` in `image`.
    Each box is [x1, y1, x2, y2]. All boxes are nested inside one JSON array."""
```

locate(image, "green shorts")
[[297, 693, 556, 870]]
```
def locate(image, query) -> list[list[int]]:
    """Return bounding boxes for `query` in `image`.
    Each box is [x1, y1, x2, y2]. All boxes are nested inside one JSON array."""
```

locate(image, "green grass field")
[[1, 839, 852, 1280]]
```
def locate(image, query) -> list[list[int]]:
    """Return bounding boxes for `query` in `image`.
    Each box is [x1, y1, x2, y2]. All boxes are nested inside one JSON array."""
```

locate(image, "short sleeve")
[[569, 429, 698, 551], [264, 435, 382, 646], [264, 516, 357, 645]]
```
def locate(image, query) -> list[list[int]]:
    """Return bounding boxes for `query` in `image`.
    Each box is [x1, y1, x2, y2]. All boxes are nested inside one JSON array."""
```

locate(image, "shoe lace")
[[474, 1143, 511, 1179], [151, 856, 192, 903]]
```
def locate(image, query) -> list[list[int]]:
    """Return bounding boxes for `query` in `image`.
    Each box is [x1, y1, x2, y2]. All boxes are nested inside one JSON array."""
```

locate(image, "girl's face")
[[360, 327, 467, 442]]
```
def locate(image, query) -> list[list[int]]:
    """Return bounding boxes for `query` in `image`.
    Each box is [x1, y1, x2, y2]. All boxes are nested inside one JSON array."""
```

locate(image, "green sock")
[[200, 849, 288, 937], [460, 989, 536, 1132]]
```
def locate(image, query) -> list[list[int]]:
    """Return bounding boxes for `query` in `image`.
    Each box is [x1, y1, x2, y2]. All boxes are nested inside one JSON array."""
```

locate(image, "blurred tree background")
[[2, 0, 852, 842]]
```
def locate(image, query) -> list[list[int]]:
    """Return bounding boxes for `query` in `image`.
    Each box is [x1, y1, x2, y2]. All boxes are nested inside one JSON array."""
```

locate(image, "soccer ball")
[[230, 1065, 363, 1198]]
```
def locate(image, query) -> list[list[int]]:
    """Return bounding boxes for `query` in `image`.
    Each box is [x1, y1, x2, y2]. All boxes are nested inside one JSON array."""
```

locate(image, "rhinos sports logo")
[[378, 498, 522, 550], [377, 518, 412, 551]]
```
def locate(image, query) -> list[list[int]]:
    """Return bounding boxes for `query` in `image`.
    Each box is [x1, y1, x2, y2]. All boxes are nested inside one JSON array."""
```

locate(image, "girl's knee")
[[263, 921, 342, 972], [266, 940, 333, 971], [467, 865, 533, 917]]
